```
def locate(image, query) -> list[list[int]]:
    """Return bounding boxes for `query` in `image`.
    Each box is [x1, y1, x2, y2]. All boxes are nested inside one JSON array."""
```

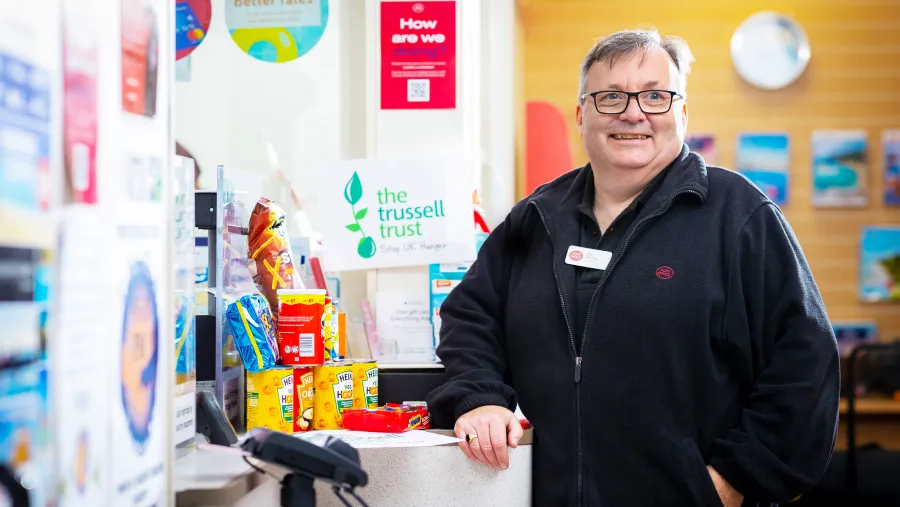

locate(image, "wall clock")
[[730, 11, 811, 90]]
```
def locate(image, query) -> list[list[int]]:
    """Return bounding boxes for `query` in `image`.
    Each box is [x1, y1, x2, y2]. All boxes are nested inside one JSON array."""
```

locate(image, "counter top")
[[175, 429, 533, 507]]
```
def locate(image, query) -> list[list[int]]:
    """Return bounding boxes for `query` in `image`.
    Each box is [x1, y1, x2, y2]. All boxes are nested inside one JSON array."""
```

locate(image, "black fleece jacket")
[[426, 146, 841, 507]]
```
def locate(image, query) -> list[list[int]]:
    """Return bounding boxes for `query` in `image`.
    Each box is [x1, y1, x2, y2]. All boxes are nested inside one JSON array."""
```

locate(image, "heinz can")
[[277, 289, 326, 365], [293, 367, 315, 432], [352, 360, 379, 410], [313, 363, 355, 429]]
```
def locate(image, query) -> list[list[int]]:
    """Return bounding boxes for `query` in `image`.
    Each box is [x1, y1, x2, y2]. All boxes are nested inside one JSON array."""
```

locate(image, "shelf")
[[840, 398, 900, 415]]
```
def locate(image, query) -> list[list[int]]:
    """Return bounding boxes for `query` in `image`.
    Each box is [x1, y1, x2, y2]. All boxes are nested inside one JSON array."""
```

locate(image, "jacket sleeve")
[[709, 203, 841, 503], [425, 215, 518, 429]]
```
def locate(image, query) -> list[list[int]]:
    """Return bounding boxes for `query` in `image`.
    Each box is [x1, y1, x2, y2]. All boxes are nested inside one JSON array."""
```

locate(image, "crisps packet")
[[224, 293, 279, 372], [248, 198, 299, 319]]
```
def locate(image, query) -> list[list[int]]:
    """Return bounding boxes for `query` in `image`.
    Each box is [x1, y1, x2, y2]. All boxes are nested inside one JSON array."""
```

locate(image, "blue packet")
[[225, 293, 279, 373]]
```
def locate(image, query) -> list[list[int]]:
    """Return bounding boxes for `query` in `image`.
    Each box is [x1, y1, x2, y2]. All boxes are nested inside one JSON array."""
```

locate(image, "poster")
[[883, 130, 900, 205], [685, 134, 716, 165], [859, 227, 900, 302], [173, 156, 196, 447], [380, 1, 456, 110], [225, 0, 328, 63], [736, 133, 790, 205], [55, 213, 114, 507], [811, 130, 868, 207], [0, 48, 54, 248], [121, 0, 160, 117], [375, 292, 433, 363], [175, 0, 211, 61], [63, 0, 100, 204], [316, 156, 476, 271]]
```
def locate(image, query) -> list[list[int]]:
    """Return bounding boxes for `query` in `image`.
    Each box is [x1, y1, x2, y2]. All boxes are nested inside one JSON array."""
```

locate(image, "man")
[[426, 28, 840, 507]]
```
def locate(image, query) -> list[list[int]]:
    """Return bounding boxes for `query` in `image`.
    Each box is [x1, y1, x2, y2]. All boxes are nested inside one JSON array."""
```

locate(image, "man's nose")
[[618, 96, 646, 122]]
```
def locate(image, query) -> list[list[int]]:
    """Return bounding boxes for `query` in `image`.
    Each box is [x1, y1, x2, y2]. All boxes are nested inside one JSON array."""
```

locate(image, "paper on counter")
[[297, 430, 462, 449]]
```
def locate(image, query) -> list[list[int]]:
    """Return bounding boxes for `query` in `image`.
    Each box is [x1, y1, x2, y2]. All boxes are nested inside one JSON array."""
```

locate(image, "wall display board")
[[0, 2, 61, 507]]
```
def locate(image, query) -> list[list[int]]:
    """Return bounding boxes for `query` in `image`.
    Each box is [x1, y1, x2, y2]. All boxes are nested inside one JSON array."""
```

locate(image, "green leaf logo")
[[344, 172, 376, 259], [344, 172, 363, 205]]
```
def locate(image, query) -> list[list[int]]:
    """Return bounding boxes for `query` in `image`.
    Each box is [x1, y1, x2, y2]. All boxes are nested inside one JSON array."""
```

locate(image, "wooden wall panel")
[[518, 0, 900, 341]]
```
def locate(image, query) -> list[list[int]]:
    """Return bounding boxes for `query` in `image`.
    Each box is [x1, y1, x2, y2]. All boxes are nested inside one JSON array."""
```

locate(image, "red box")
[[341, 403, 431, 433], [277, 289, 326, 365]]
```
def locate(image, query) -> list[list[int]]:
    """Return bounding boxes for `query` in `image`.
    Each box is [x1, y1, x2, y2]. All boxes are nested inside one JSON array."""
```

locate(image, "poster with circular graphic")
[[225, 0, 328, 63], [175, 0, 211, 60], [120, 261, 159, 454]]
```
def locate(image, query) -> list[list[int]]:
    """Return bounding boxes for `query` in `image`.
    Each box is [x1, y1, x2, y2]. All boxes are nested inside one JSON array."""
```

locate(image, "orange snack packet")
[[248, 198, 298, 318]]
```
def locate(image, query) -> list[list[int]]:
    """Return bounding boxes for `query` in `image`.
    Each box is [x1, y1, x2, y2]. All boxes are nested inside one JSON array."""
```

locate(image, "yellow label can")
[[246, 367, 294, 433], [312, 363, 355, 429], [352, 360, 379, 410]]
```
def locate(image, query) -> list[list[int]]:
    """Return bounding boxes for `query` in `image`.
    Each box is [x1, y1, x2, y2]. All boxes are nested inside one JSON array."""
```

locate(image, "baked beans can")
[[277, 289, 326, 365], [352, 360, 379, 410], [312, 363, 355, 429], [323, 297, 338, 362], [246, 367, 294, 433], [293, 367, 315, 432]]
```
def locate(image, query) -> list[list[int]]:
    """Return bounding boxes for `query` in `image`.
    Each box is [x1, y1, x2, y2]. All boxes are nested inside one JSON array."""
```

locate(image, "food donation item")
[[224, 293, 279, 372], [312, 363, 355, 430], [341, 403, 431, 433], [352, 360, 378, 410], [246, 367, 294, 433], [248, 198, 299, 319], [294, 367, 314, 432], [277, 289, 326, 365], [323, 297, 338, 362]]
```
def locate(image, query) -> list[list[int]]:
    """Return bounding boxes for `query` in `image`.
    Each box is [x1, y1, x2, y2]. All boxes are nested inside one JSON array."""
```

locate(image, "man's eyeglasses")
[[580, 90, 683, 115]]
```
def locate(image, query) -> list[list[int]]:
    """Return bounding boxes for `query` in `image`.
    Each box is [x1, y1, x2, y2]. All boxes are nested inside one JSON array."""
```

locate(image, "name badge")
[[565, 245, 612, 270]]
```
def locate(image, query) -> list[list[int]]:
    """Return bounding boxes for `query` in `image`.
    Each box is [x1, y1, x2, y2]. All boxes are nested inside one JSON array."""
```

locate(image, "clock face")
[[730, 11, 811, 90]]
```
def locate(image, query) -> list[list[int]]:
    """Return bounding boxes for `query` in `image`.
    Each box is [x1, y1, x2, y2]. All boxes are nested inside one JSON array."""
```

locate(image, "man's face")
[[577, 45, 688, 172]]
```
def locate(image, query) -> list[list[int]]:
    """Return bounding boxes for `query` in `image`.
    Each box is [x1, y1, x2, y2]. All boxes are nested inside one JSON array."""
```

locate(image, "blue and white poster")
[[884, 130, 900, 206], [736, 133, 790, 205], [860, 227, 900, 302], [812, 130, 868, 207]]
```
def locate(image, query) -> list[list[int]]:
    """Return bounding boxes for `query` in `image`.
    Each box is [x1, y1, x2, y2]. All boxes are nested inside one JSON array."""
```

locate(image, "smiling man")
[[427, 28, 840, 506]]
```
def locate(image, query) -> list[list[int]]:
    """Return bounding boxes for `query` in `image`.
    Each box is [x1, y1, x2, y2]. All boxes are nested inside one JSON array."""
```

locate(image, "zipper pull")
[[574, 357, 583, 383]]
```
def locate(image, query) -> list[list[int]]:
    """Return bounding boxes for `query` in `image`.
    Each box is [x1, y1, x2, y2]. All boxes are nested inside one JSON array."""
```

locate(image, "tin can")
[[352, 360, 379, 410], [277, 289, 326, 365], [323, 297, 338, 362], [293, 367, 315, 432], [246, 367, 294, 433], [312, 363, 355, 429]]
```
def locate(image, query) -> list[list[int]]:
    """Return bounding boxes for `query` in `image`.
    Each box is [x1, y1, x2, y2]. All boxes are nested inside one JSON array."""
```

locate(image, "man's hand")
[[454, 405, 523, 470], [707, 466, 743, 507]]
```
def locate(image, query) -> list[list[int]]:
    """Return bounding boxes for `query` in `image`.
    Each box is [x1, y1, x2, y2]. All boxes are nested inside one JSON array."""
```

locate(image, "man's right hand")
[[454, 405, 524, 470]]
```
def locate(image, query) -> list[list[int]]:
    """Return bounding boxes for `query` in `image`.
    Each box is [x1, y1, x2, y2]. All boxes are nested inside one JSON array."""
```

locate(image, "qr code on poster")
[[407, 79, 430, 102]]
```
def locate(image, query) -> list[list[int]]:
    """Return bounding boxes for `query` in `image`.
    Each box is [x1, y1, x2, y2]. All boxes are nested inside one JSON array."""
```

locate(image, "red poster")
[[62, 2, 99, 203], [121, 0, 160, 117], [380, 1, 456, 110]]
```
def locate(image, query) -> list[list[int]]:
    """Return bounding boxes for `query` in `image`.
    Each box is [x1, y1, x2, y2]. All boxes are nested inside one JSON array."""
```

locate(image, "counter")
[[175, 429, 533, 506]]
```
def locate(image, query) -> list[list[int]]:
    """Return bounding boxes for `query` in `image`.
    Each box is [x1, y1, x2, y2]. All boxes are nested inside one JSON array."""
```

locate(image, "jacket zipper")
[[530, 201, 583, 504], [530, 187, 700, 507]]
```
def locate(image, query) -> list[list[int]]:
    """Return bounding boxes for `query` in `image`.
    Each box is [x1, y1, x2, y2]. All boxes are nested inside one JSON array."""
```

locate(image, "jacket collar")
[[528, 143, 709, 222]]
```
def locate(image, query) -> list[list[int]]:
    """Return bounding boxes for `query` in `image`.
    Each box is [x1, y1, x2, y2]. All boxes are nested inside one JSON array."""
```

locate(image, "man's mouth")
[[611, 134, 650, 140]]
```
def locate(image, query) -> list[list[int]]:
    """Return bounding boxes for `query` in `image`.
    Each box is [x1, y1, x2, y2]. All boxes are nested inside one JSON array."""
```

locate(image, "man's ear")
[[680, 100, 689, 131], [576, 102, 584, 137]]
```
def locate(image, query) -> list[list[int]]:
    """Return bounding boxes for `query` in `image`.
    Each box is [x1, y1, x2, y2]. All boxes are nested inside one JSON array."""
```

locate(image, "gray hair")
[[579, 28, 695, 100]]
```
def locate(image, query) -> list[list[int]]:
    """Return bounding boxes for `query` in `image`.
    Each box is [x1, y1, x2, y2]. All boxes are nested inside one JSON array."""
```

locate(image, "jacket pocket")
[[677, 437, 724, 507]]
